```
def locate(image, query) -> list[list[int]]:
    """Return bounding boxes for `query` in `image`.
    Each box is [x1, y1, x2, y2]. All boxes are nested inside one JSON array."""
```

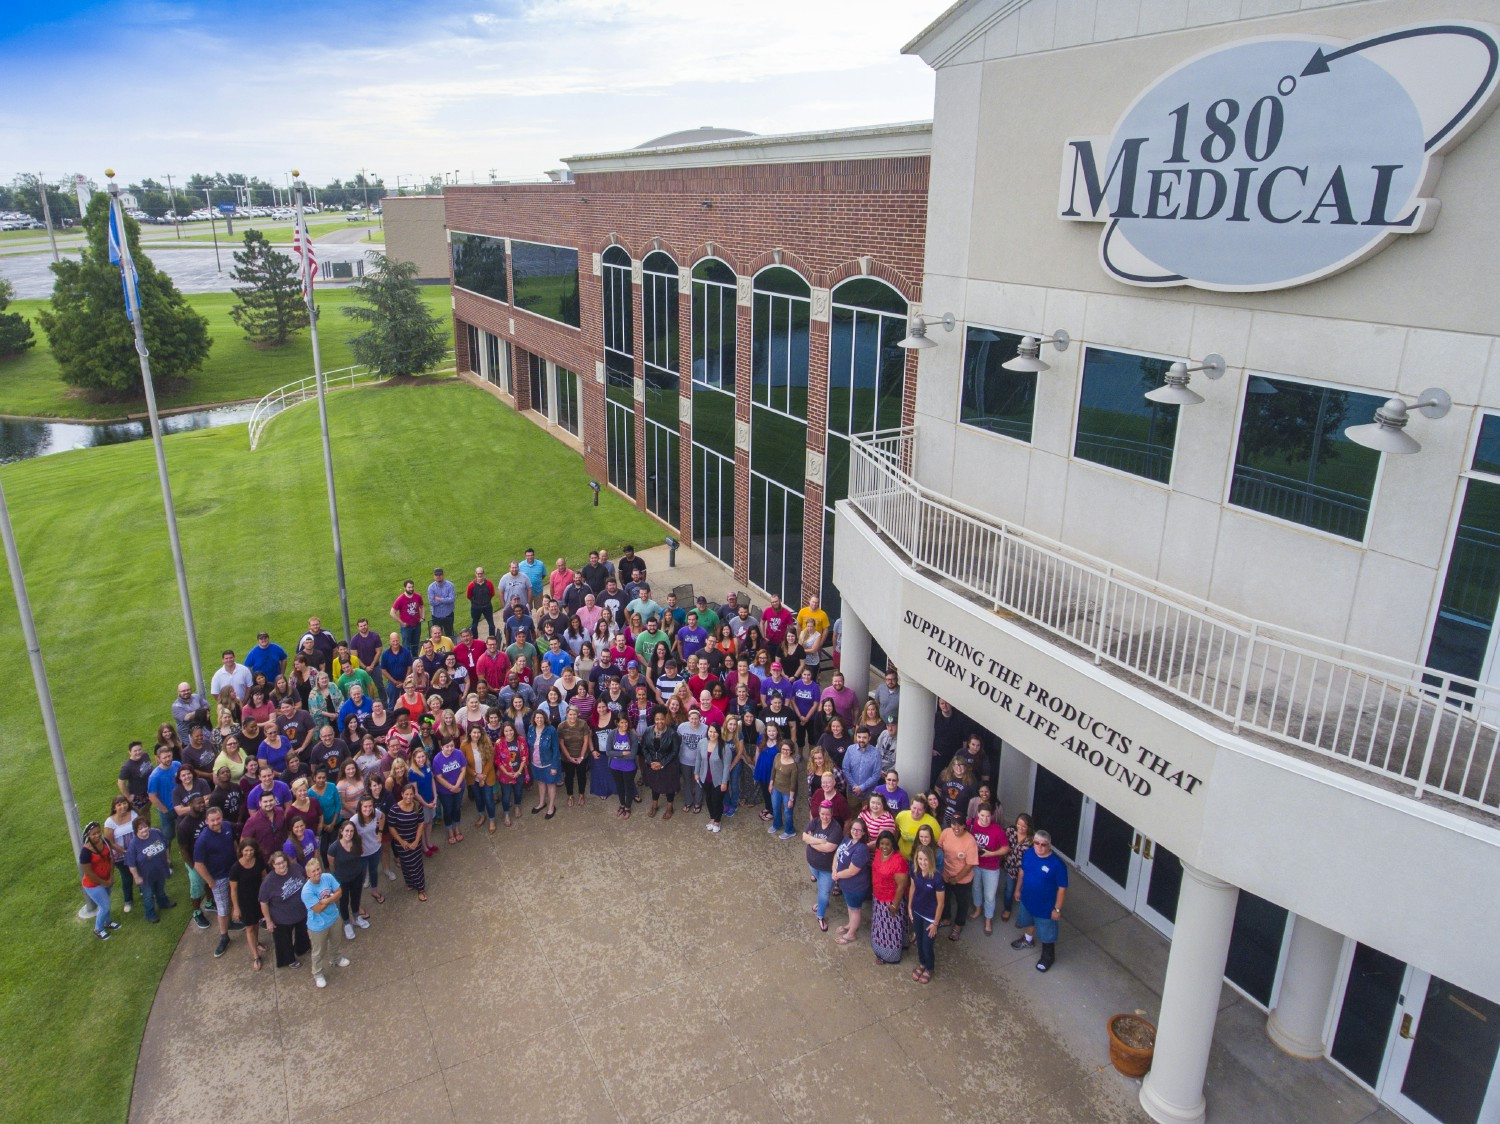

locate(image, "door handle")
[[1142, 839, 1154, 861], [1130, 833, 1142, 854], [1399, 1013, 1415, 1039]]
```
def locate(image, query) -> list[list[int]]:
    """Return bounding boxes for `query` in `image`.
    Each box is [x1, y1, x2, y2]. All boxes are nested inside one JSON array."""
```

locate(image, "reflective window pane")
[[1074, 347, 1178, 483], [511, 240, 579, 327], [1229, 376, 1383, 540], [451, 233, 507, 303], [960, 327, 1034, 442], [1426, 478, 1500, 681]]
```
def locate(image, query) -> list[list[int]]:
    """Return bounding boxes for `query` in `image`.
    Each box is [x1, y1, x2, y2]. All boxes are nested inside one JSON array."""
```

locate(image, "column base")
[[1266, 1012, 1326, 1059], [1140, 1073, 1206, 1124]]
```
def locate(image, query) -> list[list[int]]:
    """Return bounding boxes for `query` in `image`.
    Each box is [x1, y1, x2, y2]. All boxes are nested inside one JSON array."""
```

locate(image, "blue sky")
[[0, 0, 948, 187]]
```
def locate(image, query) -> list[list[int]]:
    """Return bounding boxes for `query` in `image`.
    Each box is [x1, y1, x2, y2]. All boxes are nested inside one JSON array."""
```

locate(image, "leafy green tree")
[[343, 254, 448, 377], [0, 279, 35, 358], [35, 196, 211, 397], [228, 229, 309, 346]]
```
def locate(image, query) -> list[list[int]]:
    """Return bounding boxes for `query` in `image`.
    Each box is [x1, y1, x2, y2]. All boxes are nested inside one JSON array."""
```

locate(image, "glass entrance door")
[[1065, 780, 1179, 937], [1383, 971, 1500, 1124]]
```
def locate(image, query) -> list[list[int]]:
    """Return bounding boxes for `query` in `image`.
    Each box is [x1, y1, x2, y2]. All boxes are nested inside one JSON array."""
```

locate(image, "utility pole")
[[36, 173, 59, 264], [163, 173, 181, 238], [359, 167, 370, 210], [202, 189, 222, 272]]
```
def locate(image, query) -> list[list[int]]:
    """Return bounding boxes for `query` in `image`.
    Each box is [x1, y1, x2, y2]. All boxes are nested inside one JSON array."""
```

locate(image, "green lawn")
[[0, 228, 85, 244], [0, 380, 660, 1122], [170, 218, 369, 245], [0, 285, 452, 418]]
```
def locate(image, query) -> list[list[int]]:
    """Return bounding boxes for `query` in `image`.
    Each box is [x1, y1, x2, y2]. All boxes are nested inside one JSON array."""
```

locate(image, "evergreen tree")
[[343, 254, 448, 377], [0, 279, 35, 358], [228, 229, 309, 345], [35, 195, 210, 397]]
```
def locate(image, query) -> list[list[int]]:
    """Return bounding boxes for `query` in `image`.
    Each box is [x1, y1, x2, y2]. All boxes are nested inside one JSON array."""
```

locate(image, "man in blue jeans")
[[1011, 829, 1069, 972], [427, 567, 456, 638], [146, 746, 179, 843], [802, 802, 842, 932]]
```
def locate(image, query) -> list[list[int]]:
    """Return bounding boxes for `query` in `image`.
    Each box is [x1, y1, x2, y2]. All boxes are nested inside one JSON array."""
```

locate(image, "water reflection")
[[0, 402, 258, 465]]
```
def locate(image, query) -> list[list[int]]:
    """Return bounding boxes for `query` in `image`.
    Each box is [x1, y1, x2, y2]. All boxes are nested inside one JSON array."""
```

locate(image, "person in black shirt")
[[931, 698, 971, 776], [580, 551, 609, 594], [117, 741, 154, 814], [935, 756, 978, 828], [208, 767, 245, 829], [310, 726, 348, 776]]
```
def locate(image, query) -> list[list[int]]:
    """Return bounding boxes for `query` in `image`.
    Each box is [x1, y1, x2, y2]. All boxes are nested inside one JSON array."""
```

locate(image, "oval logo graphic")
[[1058, 23, 1500, 291]]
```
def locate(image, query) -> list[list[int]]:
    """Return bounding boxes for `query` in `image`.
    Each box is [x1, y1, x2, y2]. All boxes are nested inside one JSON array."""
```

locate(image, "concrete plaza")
[[129, 785, 1397, 1123]]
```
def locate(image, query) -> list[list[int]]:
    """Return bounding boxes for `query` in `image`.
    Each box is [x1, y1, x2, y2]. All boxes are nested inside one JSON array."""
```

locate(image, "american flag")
[[291, 211, 316, 303]]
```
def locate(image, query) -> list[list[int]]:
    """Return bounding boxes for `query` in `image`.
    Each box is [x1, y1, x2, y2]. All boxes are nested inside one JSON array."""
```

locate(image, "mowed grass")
[[0, 285, 451, 418], [0, 380, 660, 1122], [170, 218, 370, 245]]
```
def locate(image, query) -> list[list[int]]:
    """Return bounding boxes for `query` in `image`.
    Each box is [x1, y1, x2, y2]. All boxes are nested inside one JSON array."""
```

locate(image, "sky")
[[0, 0, 952, 188]]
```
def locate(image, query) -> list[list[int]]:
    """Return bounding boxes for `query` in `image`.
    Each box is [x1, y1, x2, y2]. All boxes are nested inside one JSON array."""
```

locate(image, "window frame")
[[449, 230, 509, 306], [1070, 343, 1183, 488], [750, 265, 812, 423], [691, 257, 737, 395], [956, 323, 1038, 447], [509, 237, 581, 330], [828, 276, 907, 440], [1222, 369, 1389, 546]]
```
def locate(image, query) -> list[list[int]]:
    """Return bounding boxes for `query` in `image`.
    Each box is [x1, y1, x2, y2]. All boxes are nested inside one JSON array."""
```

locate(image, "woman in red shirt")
[[80, 820, 120, 940], [868, 829, 909, 965]]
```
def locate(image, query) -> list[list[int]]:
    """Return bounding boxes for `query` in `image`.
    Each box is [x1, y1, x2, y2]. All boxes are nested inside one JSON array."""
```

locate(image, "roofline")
[[902, 0, 1030, 67], [563, 121, 932, 173]]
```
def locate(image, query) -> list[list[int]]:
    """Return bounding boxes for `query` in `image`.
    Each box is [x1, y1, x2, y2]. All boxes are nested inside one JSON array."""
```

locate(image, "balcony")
[[845, 428, 1500, 821]]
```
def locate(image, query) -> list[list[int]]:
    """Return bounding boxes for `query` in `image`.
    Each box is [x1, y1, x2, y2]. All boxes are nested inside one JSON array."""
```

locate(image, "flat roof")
[[563, 120, 932, 173]]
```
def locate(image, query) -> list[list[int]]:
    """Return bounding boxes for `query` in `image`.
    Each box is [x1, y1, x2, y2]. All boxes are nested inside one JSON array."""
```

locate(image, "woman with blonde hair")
[[216, 685, 242, 727]]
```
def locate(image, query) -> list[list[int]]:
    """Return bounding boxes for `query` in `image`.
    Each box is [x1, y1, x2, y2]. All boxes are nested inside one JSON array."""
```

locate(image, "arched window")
[[641, 250, 680, 527], [601, 245, 635, 496], [749, 266, 811, 604], [691, 258, 737, 565]]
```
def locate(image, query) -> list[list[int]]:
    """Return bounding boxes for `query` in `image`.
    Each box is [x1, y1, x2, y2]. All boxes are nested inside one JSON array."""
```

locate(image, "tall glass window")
[[527, 352, 548, 418], [1074, 346, 1179, 484], [555, 366, 579, 437], [1427, 416, 1500, 684], [450, 233, 507, 303], [482, 332, 510, 394], [691, 258, 737, 566], [750, 267, 810, 604], [464, 323, 481, 374], [824, 277, 907, 617], [1228, 376, 1384, 540], [602, 245, 635, 495], [960, 327, 1034, 442], [510, 240, 578, 327], [642, 251, 680, 528], [605, 363, 635, 498]]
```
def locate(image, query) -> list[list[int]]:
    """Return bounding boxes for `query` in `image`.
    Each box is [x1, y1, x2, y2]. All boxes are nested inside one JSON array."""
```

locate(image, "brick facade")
[[445, 151, 928, 606]]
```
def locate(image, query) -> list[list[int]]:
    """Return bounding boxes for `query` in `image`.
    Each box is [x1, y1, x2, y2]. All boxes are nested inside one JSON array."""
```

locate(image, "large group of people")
[[90, 541, 1067, 990]]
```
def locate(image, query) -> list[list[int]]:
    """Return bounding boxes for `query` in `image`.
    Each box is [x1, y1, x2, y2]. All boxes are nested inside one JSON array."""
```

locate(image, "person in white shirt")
[[210, 649, 254, 701]]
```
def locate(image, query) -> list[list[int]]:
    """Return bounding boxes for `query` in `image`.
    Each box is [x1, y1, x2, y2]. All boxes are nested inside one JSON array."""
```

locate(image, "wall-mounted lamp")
[[898, 312, 956, 350], [1002, 330, 1071, 373], [700, 200, 713, 209], [589, 480, 601, 506], [1345, 388, 1452, 455], [1144, 354, 1226, 406]]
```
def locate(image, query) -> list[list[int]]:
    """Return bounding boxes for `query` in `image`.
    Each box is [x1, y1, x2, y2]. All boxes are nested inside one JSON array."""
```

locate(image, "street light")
[[162, 173, 181, 238]]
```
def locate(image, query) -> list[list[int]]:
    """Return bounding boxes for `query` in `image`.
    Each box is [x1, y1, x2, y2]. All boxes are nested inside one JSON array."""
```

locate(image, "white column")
[[897, 677, 936, 793], [1140, 864, 1239, 1124], [839, 605, 872, 698], [1267, 914, 1344, 1058]]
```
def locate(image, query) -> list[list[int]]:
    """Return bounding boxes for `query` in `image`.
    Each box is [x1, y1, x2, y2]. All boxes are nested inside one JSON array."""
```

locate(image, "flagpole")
[[0, 474, 89, 915], [293, 173, 352, 642], [105, 173, 206, 696]]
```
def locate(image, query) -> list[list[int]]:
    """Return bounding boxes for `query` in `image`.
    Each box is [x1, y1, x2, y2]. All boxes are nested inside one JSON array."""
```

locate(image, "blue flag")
[[106, 195, 141, 323]]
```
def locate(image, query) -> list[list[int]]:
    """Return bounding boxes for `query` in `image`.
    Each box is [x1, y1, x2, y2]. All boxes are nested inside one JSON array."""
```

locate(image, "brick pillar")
[[803, 310, 830, 606], [733, 290, 752, 587], [677, 276, 693, 542], [514, 345, 532, 413], [454, 318, 471, 374]]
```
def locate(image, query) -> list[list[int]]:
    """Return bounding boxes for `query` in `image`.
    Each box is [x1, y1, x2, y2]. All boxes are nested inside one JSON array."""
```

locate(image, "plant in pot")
[[1107, 1012, 1156, 1077]]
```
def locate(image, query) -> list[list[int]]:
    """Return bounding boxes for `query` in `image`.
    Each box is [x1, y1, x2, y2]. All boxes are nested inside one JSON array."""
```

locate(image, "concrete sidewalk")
[[129, 780, 1398, 1123]]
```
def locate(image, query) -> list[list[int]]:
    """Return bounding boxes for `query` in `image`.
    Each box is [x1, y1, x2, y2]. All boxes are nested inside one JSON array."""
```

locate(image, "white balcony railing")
[[845, 428, 1500, 819]]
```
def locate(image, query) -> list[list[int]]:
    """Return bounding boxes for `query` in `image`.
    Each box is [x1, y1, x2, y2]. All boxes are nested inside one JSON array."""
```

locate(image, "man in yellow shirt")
[[427, 624, 456, 655], [894, 794, 941, 861], [796, 595, 831, 677]]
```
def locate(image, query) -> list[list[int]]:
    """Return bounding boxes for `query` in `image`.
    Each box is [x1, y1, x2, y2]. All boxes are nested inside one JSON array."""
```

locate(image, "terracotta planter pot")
[[1107, 1013, 1156, 1078]]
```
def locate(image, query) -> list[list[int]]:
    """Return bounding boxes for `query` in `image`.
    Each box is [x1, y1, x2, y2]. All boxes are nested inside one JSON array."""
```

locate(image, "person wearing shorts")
[[192, 806, 237, 959], [1011, 829, 1068, 973]]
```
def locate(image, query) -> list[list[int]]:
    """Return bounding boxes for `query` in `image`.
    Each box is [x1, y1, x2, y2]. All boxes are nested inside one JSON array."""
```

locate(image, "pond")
[[0, 402, 258, 465]]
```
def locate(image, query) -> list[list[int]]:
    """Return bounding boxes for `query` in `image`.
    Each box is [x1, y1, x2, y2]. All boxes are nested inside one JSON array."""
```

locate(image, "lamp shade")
[[1002, 335, 1048, 373], [1145, 382, 1204, 406], [898, 327, 936, 350], [1345, 399, 1422, 454]]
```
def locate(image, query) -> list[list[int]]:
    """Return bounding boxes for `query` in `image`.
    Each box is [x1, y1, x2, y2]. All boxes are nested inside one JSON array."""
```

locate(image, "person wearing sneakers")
[[639, 705, 681, 821], [79, 821, 121, 940], [327, 821, 370, 942], [300, 858, 350, 989], [697, 723, 733, 833], [1011, 829, 1068, 973], [192, 805, 237, 959]]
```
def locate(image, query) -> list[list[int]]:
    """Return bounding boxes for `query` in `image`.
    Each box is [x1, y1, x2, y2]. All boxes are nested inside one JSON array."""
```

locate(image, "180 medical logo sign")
[[1058, 24, 1500, 291]]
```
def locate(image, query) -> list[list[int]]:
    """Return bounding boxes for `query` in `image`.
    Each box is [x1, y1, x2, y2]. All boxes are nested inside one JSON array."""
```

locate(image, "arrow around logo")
[[1299, 24, 1499, 148]]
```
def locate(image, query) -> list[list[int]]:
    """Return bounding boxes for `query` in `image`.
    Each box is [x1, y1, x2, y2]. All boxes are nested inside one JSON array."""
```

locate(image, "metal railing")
[[247, 353, 453, 450], [846, 428, 1500, 819]]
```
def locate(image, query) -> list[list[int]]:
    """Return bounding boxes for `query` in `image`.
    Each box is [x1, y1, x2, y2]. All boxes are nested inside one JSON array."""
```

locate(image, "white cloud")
[[2, 0, 949, 184]]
